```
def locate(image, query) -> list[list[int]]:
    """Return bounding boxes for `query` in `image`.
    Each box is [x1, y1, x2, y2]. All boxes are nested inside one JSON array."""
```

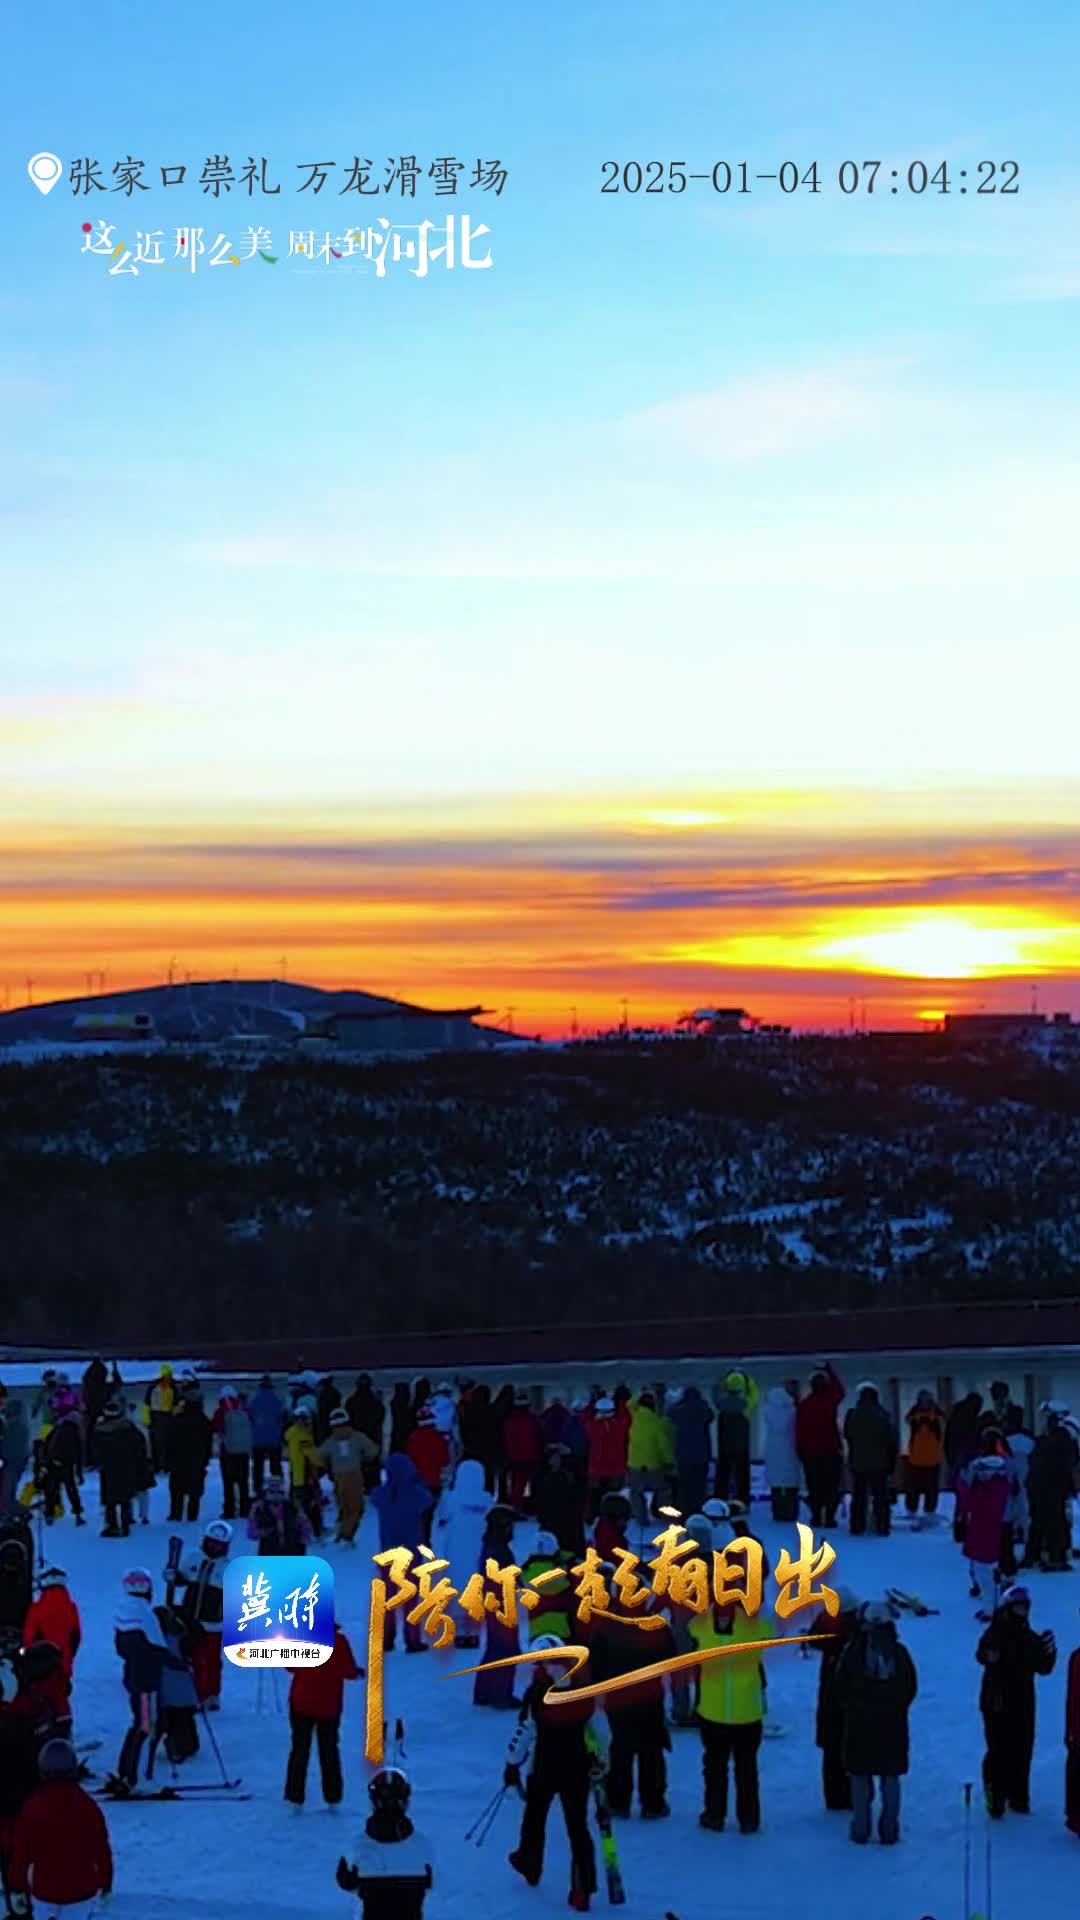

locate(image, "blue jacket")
[[247, 1387, 286, 1449], [369, 1451, 434, 1555]]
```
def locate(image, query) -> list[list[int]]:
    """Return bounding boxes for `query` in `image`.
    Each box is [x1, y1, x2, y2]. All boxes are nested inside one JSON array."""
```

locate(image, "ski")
[[98, 1786, 251, 1803], [585, 1727, 626, 1906], [165, 1533, 184, 1609], [886, 1588, 940, 1617]]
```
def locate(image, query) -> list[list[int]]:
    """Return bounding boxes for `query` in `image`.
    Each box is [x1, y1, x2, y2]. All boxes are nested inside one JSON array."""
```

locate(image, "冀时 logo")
[[223, 1555, 334, 1668]]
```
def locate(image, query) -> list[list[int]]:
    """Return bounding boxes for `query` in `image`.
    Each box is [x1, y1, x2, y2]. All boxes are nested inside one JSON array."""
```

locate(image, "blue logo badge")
[[223, 1555, 335, 1669]]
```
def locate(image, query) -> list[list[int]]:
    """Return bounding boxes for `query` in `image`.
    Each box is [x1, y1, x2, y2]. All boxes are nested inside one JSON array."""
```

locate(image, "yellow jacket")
[[690, 1606, 773, 1724], [285, 1420, 322, 1489], [627, 1399, 674, 1473]]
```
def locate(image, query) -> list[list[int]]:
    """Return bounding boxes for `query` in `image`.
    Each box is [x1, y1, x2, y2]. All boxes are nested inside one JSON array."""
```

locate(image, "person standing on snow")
[[712, 1371, 758, 1507], [903, 1390, 945, 1522], [977, 1583, 1055, 1817], [689, 1588, 772, 1833], [435, 1458, 494, 1647], [502, 1392, 544, 1510], [40, 1411, 85, 1529], [94, 1399, 145, 1539], [284, 1621, 361, 1810], [808, 1585, 861, 1811], [143, 1364, 176, 1477], [956, 1444, 1011, 1603], [167, 1386, 212, 1526], [625, 1392, 673, 1529], [248, 1476, 312, 1556], [506, 1635, 597, 1911], [582, 1398, 630, 1519], [247, 1375, 287, 1494], [763, 1383, 800, 1524], [796, 1363, 846, 1528], [109, 1568, 185, 1793], [833, 1599, 917, 1845], [314, 1376, 342, 1447], [370, 1455, 434, 1653], [404, 1407, 450, 1539], [0, 1386, 31, 1516], [473, 1504, 522, 1709], [23, 1568, 80, 1690], [1065, 1614, 1080, 1838], [6, 1737, 113, 1919], [174, 1521, 231, 1712], [669, 1386, 714, 1519], [1025, 1403, 1079, 1572], [587, 1595, 674, 1820], [345, 1376, 386, 1491], [945, 1391, 984, 1482], [211, 1387, 253, 1521], [318, 1409, 378, 1546], [336, 1767, 433, 1919], [844, 1384, 898, 1537]]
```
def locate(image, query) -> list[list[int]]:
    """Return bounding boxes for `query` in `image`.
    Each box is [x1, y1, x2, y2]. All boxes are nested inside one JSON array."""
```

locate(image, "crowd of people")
[[2, 1360, 1080, 1915]]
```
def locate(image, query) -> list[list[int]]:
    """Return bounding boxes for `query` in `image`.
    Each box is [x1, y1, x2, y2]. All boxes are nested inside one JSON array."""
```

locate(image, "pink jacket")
[[957, 1462, 1009, 1565]]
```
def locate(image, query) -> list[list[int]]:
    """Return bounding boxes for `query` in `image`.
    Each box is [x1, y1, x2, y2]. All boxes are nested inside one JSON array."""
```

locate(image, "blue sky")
[[3, 2, 1080, 1024]]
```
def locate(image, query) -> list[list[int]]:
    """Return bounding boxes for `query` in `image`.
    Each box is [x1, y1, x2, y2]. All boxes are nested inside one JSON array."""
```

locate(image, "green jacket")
[[690, 1606, 773, 1725]]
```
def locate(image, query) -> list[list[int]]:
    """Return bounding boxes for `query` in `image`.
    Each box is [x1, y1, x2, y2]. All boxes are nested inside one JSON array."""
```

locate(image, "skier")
[[435, 1458, 494, 1645], [521, 1532, 577, 1645], [763, 1383, 800, 1523], [7, 1643, 72, 1746], [248, 1475, 313, 1556], [809, 1584, 861, 1811], [144, 1364, 177, 1475], [94, 1399, 144, 1538], [956, 1446, 1010, 1603], [248, 1375, 287, 1493], [153, 1593, 201, 1764], [39, 1408, 84, 1530], [284, 1406, 325, 1539], [6, 1737, 113, 1919], [174, 1520, 231, 1711], [502, 1391, 544, 1509], [843, 1383, 897, 1536], [109, 1568, 184, 1794], [319, 1408, 379, 1545], [626, 1392, 673, 1528], [667, 1510, 714, 1729], [903, 1390, 945, 1522], [370, 1453, 434, 1653], [336, 1766, 433, 1918], [1066, 1616, 1080, 1837], [23, 1567, 81, 1687], [976, 1583, 1056, 1817], [404, 1406, 450, 1528], [712, 1371, 758, 1506], [284, 1621, 361, 1809], [473, 1504, 522, 1708], [669, 1385, 714, 1518], [506, 1633, 597, 1910], [689, 1588, 772, 1832], [1025, 1402, 1078, 1572], [212, 1386, 253, 1521], [587, 1594, 673, 1819], [796, 1363, 846, 1527]]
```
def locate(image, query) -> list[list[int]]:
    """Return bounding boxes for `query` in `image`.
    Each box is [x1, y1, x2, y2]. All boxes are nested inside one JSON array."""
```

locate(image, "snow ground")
[[51, 1477, 1080, 1920]]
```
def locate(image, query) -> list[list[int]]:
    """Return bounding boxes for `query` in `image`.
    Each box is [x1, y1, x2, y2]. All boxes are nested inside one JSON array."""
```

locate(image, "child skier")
[[173, 1519, 231, 1712], [283, 1621, 361, 1809], [336, 1767, 433, 1917], [153, 1596, 200, 1766], [23, 1568, 81, 1688], [248, 1475, 313, 1556], [6, 1737, 113, 1919], [977, 1583, 1056, 1817], [505, 1633, 597, 1911]]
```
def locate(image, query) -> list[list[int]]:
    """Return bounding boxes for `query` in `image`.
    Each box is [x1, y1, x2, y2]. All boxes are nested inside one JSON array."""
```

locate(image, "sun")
[[818, 913, 1037, 981]]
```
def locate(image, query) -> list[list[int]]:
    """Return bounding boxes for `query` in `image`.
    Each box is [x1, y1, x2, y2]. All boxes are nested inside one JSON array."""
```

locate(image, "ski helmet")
[[122, 1567, 153, 1599], [858, 1599, 897, 1627], [329, 1407, 349, 1426], [38, 1737, 78, 1780], [702, 1498, 730, 1524], [532, 1531, 558, 1557], [684, 1513, 714, 1551], [39, 1566, 67, 1589], [531, 1633, 573, 1688], [369, 1767, 410, 1809], [594, 1396, 615, 1415], [17, 1641, 63, 1685], [1001, 1584, 1031, 1609], [203, 1520, 233, 1557]]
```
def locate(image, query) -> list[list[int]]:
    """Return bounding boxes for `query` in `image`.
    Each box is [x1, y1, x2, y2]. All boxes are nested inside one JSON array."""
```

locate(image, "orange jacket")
[[905, 1403, 945, 1469]]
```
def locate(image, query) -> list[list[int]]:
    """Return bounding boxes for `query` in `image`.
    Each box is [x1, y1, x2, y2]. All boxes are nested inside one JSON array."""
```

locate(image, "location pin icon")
[[28, 152, 62, 195]]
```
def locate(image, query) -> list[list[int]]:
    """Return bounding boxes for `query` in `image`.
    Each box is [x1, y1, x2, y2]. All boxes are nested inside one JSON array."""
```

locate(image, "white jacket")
[[763, 1387, 800, 1489], [434, 1458, 492, 1581]]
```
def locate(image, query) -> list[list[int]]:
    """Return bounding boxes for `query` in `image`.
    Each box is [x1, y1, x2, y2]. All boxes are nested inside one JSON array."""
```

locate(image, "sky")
[[3, 1, 1079, 1033]]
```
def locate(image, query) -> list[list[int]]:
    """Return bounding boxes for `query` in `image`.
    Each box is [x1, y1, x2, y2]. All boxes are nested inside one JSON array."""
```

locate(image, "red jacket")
[[502, 1407, 544, 1465], [795, 1371, 846, 1460], [1067, 1648, 1080, 1747], [583, 1409, 630, 1481], [23, 1588, 82, 1682], [9, 1780, 113, 1902], [592, 1515, 627, 1562], [406, 1426, 450, 1491], [287, 1629, 360, 1720]]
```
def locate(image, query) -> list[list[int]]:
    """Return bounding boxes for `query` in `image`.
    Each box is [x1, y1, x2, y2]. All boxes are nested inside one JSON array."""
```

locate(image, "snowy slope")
[[50, 1478, 1080, 1920]]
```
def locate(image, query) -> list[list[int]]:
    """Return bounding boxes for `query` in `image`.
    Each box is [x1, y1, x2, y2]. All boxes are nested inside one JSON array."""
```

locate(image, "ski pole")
[[472, 1787, 509, 1848], [189, 1675, 232, 1788], [962, 1782, 972, 1920], [464, 1784, 506, 1844]]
